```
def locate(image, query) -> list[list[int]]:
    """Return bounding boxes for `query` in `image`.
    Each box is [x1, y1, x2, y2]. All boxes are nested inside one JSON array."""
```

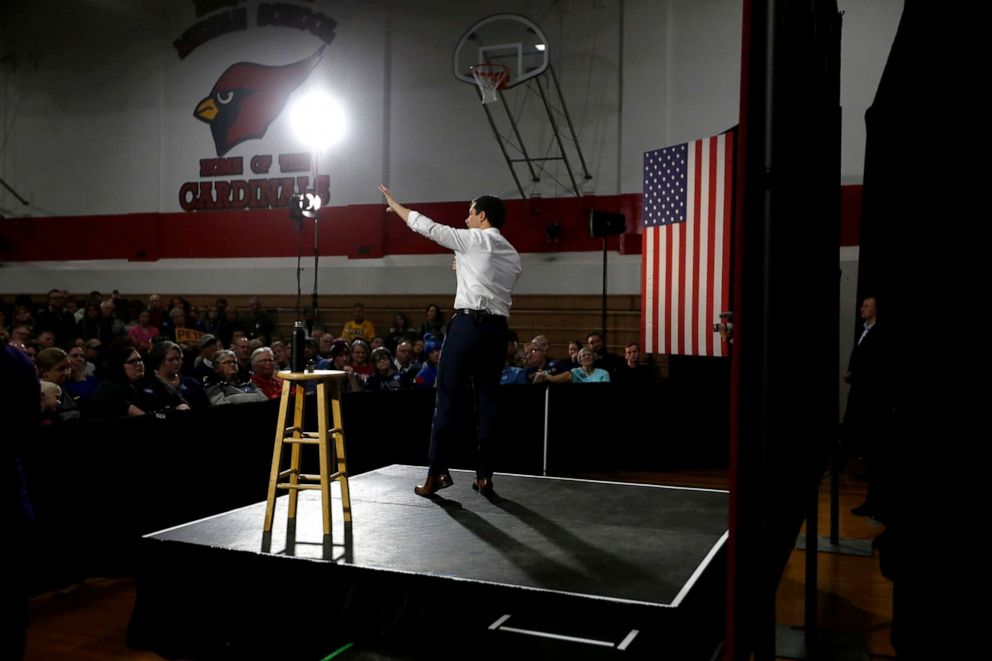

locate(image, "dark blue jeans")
[[428, 312, 507, 478]]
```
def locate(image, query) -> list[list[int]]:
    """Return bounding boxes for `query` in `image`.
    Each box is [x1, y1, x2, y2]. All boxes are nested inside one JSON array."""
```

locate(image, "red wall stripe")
[[0, 187, 862, 262]]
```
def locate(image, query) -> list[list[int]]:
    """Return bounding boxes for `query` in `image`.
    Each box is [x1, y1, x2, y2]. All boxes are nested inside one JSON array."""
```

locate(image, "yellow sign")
[[175, 327, 205, 346]]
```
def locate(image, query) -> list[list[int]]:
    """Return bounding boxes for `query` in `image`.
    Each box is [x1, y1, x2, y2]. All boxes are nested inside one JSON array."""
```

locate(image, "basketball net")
[[471, 64, 509, 104]]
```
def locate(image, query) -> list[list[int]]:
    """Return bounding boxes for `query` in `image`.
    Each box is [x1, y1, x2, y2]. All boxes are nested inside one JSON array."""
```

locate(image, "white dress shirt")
[[857, 321, 874, 345], [406, 211, 522, 317]]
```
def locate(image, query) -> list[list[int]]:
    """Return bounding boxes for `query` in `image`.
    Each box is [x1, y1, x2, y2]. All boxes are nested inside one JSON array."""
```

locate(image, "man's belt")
[[455, 308, 505, 320]]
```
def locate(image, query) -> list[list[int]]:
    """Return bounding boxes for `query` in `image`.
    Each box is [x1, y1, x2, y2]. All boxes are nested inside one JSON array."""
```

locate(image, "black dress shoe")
[[850, 501, 873, 517], [472, 476, 495, 496], [414, 472, 453, 497]]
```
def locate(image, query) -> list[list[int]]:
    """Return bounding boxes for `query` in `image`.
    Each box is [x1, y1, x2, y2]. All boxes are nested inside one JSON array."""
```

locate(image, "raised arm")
[[379, 184, 411, 222]]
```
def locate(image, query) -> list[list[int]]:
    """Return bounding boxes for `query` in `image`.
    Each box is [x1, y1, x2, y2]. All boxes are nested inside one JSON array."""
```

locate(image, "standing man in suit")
[[843, 295, 890, 518], [379, 185, 522, 496]]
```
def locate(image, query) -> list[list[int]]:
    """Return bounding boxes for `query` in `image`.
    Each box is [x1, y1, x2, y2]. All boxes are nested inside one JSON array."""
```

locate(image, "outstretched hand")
[[378, 184, 411, 221], [378, 184, 396, 211]]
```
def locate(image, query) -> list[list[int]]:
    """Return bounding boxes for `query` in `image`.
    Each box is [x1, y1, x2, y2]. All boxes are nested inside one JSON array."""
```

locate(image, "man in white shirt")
[[379, 185, 522, 496]]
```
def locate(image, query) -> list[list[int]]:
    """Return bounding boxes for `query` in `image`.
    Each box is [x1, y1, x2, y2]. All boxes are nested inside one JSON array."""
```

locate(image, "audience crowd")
[[1, 290, 652, 421]]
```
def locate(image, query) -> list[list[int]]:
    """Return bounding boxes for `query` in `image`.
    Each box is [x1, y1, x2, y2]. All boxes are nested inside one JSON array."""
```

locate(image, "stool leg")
[[287, 382, 305, 521], [329, 380, 352, 523], [263, 379, 292, 533], [316, 382, 333, 537]]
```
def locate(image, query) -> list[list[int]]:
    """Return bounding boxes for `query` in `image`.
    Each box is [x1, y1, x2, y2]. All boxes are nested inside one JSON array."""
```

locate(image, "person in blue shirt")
[[414, 340, 442, 388]]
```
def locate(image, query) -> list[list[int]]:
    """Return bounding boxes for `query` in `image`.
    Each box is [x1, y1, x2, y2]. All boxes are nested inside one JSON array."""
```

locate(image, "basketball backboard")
[[453, 13, 550, 89]]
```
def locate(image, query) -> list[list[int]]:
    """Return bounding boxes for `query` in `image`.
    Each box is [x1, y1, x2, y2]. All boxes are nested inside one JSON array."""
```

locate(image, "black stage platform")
[[128, 465, 728, 660]]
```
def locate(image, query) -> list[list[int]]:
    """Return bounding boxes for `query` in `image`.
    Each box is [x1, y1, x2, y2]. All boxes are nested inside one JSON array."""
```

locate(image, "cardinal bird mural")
[[194, 47, 324, 156]]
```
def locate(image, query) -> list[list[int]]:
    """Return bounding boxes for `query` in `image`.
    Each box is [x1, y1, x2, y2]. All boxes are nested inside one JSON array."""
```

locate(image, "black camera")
[[713, 311, 733, 342]]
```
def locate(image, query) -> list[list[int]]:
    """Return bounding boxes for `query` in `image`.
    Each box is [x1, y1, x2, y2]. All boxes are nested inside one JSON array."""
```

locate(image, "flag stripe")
[[706, 135, 719, 356], [641, 224, 654, 353], [722, 130, 734, 348], [641, 130, 734, 357]]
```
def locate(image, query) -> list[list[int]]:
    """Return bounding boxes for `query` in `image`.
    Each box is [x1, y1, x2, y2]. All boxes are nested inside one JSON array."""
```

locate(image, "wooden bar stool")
[[263, 370, 351, 540]]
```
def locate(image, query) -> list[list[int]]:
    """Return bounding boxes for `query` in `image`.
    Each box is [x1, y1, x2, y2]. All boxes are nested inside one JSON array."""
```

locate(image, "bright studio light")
[[289, 91, 346, 150]]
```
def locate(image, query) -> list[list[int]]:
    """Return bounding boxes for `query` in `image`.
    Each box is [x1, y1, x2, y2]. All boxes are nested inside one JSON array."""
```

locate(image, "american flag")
[[641, 130, 735, 357]]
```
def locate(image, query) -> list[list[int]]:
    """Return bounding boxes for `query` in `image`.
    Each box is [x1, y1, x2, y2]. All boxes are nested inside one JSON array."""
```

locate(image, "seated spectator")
[[97, 299, 126, 345], [366, 347, 411, 391], [161, 307, 190, 346], [587, 331, 626, 376], [317, 333, 336, 360], [615, 342, 654, 385], [414, 340, 442, 388], [529, 335, 563, 366], [21, 341, 40, 365], [240, 296, 275, 341], [393, 340, 420, 380], [83, 338, 103, 377], [9, 324, 32, 350], [533, 347, 611, 384], [370, 336, 385, 350], [232, 336, 254, 382], [34, 289, 75, 345], [12, 305, 34, 329], [412, 338, 426, 365], [303, 338, 319, 370], [146, 294, 166, 329], [36, 330, 57, 349], [76, 303, 102, 342], [566, 339, 583, 369], [350, 339, 376, 381], [147, 341, 210, 409], [40, 380, 63, 426], [63, 345, 99, 404], [203, 305, 222, 335], [386, 312, 417, 351], [418, 303, 446, 341], [249, 347, 284, 400], [127, 310, 160, 353], [624, 342, 640, 368], [36, 347, 81, 422], [501, 334, 527, 384], [92, 344, 190, 418], [204, 349, 267, 406], [67, 297, 83, 324], [271, 340, 291, 371], [214, 307, 239, 347], [186, 305, 209, 332], [341, 303, 375, 342], [191, 334, 222, 383], [315, 340, 363, 392], [523, 344, 566, 382], [505, 330, 525, 367]]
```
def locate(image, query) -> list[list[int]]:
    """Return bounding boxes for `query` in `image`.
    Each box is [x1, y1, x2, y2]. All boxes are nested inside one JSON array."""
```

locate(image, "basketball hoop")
[[471, 63, 509, 104]]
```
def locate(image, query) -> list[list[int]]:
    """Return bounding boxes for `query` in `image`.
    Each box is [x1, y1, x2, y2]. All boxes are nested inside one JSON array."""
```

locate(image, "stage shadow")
[[260, 520, 353, 562], [431, 495, 596, 589], [491, 496, 659, 590]]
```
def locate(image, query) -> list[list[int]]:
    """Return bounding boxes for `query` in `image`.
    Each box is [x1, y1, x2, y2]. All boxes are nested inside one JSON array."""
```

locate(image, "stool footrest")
[[277, 482, 322, 491], [275, 470, 346, 485], [298, 430, 342, 439], [281, 436, 321, 445]]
